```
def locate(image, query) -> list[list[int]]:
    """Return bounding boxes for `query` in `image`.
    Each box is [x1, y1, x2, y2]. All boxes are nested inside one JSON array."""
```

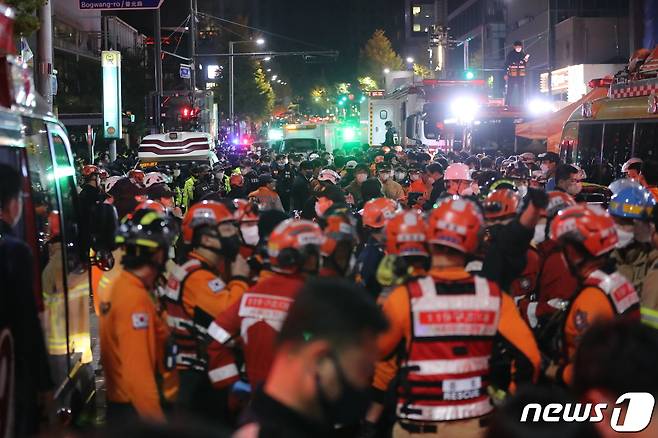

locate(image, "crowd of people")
[[4, 141, 658, 438]]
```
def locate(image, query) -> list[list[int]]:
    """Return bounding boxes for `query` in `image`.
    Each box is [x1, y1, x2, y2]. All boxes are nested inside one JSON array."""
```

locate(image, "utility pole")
[[547, 0, 554, 97], [228, 41, 235, 128], [189, 0, 197, 97], [154, 8, 163, 132], [36, 0, 53, 111]]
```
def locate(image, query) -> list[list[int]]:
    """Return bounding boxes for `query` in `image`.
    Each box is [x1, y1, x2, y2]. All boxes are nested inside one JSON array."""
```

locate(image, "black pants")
[[106, 402, 139, 427], [505, 77, 525, 106], [175, 369, 231, 426]]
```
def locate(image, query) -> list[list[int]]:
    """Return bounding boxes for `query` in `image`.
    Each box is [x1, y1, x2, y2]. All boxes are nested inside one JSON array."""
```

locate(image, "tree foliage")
[[217, 59, 274, 120], [413, 63, 433, 79], [358, 76, 379, 91], [6, 0, 46, 36], [359, 29, 403, 83]]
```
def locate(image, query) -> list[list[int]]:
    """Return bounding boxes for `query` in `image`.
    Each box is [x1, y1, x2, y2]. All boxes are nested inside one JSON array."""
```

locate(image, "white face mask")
[[615, 224, 635, 249], [240, 224, 259, 246], [567, 182, 582, 196], [356, 173, 367, 183], [517, 184, 528, 198], [173, 169, 181, 177], [379, 172, 391, 181], [533, 223, 547, 244], [515, 47, 522, 52], [540, 163, 550, 175], [215, 171, 225, 180], [410, 174, 420, 181], [395, 172, 406, 181], [459, 186, 473, 197]]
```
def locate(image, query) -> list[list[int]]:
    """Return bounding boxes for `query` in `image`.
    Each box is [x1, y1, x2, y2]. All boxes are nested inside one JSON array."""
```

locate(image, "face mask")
[[356, 174, 367, 183], [379, 172, 390, 181], [615, 224, 634, 249], [240, 224, 260, 247], [517, 184, 528, 198], [634, 221, 652, 243], [316, 354, 370, 426], [459, 186, 473, 197], [567, 182, 582, 196], [533, 223, 547, 244], [242, 167, 251, 174], [173, 169, 181, 177], [395, 172, 406, 181], [540, 163, 550, 175], [215, 171, 225, 180], [410, 174, 420, 181], [219, 235, 242, 261], [515, 47, 522, 52]]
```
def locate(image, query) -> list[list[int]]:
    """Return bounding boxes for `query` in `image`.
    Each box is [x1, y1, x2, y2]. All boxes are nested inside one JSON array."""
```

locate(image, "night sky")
[[117, 0, 400, 93]]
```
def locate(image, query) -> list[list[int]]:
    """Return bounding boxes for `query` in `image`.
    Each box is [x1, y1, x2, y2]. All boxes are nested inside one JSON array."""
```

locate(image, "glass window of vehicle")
[[633, 122, 658, 161], [576, 123, 603, 182], [601, 123, 633, 181], [283, 139, 319, 153]]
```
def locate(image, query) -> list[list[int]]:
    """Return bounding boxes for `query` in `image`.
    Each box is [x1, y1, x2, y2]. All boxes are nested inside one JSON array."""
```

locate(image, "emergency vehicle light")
[[268, 128, 283, 141], [588, 78, 613, 89]]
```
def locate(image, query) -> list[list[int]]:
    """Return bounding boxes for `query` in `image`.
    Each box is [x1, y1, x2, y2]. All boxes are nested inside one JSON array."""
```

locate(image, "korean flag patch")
[[132, 312, 149, 329], [208, 279, 225, 293]]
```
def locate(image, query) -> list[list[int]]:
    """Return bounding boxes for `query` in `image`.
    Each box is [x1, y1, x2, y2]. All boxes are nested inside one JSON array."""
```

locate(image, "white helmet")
[[104, 176, 122, 193], [444, 163, 472, 181], [309, 153, 320, 160], [318, 169, 340, 185], [144, 172, 167, 187], [621, 157, 643, 173]]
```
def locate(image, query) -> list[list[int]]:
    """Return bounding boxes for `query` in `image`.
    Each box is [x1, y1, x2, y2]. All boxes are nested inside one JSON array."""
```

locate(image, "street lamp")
[[406, 57, 414, 64], [383, 68, 390, 74], [229, 38, 266, 125], [271, 75, 278, 81], [263, 56, 271, 61]]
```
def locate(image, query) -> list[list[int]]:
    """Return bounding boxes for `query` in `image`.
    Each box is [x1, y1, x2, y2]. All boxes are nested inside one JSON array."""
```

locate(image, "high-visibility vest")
[[160, 258, 215, 371], [399, 275, 501, 422], [578, 270, 640, 318]]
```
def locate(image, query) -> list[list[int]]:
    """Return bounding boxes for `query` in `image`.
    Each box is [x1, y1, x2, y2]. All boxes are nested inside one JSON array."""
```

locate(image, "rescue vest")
[[580, 270, 640, 318], [399, 275, 501, 422], [161, 259, 224, 371]]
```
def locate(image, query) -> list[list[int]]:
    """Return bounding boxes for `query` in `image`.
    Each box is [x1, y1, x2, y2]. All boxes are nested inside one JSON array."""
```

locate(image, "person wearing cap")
[[422, 163, 446, 210], [622, 157, 644, 182], [537, 151, 560, 190], [341, 160, 359, 187], [249, 174, 284, 212], [505, 40, 530, 106], [377, 162, 404, 201], [291, 160, 314, 212], [241, 159, 261, 195], [274, 155, 296, 212], [211, 163, 230, 196], [345, 164, 369, 208]]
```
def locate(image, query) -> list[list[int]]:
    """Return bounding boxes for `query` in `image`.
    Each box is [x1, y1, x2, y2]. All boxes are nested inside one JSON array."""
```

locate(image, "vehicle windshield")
[[283, 139, 319, 152]]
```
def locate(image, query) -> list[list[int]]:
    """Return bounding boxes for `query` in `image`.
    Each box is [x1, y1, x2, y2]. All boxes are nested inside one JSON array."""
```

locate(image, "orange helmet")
[[82, 164, 100, 178], [427, 196, 483, 254], [482, 188, 521, 221], [361, 197, 399, 229], [229, 173, 244, 187], [182, 200, 235, 244], [134, 200, 167, 215], [321, 214, 357, 257], [386, 210, 429, 257], [233, 199, 259, 223], [549, 205, 617, 257], [268, 219, 323, 273], [545, 191, 577, 220], [128, 169, 145, 185]]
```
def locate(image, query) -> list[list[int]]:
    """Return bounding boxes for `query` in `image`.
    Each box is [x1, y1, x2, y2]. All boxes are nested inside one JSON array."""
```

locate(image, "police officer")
[[162, 200, 249, 421]]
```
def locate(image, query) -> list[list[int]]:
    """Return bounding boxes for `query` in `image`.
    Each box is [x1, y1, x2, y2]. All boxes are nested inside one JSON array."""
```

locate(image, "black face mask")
[[219, 235, 242, 262], [316, 353, 370, 426]]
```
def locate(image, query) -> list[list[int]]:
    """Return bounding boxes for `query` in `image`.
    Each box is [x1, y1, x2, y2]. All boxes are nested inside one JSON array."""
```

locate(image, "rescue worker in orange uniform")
[[247, 173, 284, 212], [205, 219, 323, 391], [161, 200, 250, 421], [546, 205, 641, 385], [100, 206, 177, 423], [372, 197, 541, 438], [318, 210, 358, 278]]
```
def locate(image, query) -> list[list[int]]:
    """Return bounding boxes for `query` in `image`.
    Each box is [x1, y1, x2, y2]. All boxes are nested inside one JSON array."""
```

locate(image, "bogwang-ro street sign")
[[79, 0, 164, 10]]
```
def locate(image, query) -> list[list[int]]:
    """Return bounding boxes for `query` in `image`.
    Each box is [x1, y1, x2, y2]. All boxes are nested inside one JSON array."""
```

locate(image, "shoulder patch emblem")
[[574, 310, 589, 332], [208, 278, 225, 293], [132, 312, 149, 329]]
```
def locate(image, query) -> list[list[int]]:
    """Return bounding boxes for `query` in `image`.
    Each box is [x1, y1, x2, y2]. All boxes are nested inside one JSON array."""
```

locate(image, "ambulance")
[[0, 4, 113, 429], [138, 131, 219, 169]]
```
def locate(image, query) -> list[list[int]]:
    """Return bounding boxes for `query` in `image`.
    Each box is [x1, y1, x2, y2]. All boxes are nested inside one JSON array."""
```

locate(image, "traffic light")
[[464, 70, 475, 80], [181, 106, 192, 119]]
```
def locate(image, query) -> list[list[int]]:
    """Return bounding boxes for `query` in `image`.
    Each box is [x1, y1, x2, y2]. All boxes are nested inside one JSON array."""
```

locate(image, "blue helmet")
[[608, 179, 656, 220]]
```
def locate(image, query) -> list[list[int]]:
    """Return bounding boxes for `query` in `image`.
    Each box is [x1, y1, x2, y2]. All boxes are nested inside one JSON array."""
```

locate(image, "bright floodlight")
[[256, 38, 265, 45], [383, 68, 390, 74], [528, 98, 555, 115], [343, 127, 355, 141], [263, 56, 271, 61], [450, 97, 479, 122], [271, 75, 278, 81], [406, 57, 414, 63]]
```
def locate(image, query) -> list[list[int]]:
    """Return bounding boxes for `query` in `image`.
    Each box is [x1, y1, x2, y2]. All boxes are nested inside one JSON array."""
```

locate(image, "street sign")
[[180, 64, 191, 79], [102, 51, 122, 139], [79, 0, 164, 10]]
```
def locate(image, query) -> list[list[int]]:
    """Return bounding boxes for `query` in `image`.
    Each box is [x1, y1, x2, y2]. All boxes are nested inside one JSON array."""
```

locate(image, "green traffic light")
[[465, 70, 475, 80]]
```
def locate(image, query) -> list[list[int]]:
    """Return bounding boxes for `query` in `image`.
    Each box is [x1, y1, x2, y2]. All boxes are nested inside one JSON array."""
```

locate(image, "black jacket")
[[423, 178, 446, 210], [505, 49, 527, 69], [291, 174, 311, 211], [77, 183, 105, 256], [0, 220, 53, 437]]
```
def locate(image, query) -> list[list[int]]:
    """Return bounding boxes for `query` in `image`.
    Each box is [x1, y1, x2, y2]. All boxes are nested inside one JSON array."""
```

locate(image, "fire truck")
[[360, 79, 522, 154], [0, 5, 115, 431], [559, 47, 658, 184]]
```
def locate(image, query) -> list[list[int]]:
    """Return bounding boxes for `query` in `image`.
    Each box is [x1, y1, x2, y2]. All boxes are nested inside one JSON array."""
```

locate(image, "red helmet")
[[386, 210, 429, 257], [99, 168, 109, 179], [233, 199, 259, 223], [128, 169, 145, 185], [229, 173, 244, 187], [321, 214, 357, 257], [549, 205, 618, 257], [134, 200, 167, 215], [427, 196, 483, 254], [361, 197, 399, 229], [268, 219, 323, 273], [483, 188, 521, 221], [182, 200, 235, 244], [82, 164, 100, 178], [545, 191, 577, 221]]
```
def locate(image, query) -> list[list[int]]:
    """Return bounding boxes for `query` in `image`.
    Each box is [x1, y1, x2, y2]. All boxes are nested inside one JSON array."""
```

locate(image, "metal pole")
[[154, 8, 163, 131], [36, 0, 53, 111], [547, 0, 553, 97], [229, 41, 234, 128], [464, 39, 469, 69], [189, 0, 197, 94], [109, 140, 117, 162]]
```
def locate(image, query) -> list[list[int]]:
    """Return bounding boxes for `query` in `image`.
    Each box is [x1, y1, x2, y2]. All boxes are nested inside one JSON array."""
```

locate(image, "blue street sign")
[[79, 0, 163, 10], [180, 65, 191, 79]]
